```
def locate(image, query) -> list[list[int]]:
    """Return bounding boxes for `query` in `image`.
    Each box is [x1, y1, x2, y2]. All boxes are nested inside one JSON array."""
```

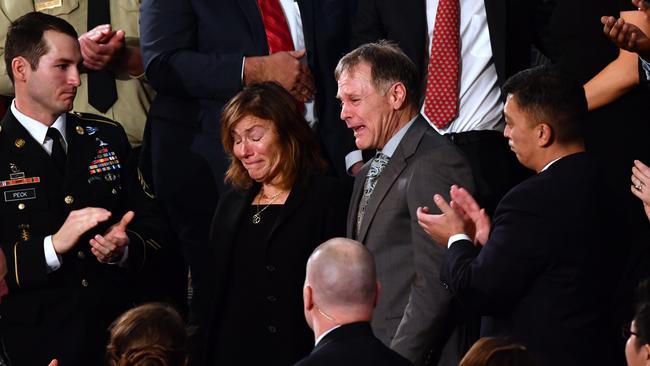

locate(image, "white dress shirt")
[[422, 0, 503, 134]]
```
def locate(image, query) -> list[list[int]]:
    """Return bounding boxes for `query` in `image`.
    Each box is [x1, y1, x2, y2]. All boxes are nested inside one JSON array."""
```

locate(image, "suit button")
[[111, 188, 118, 195], [266, 265, 276, 272], [81, 279, 89, 287], [442, 281, 449, 290], [64, 196, 74, 205], [267, 295, 277, 302], [77, 251, 85, 259], [17, 203, 25, 210], [267, 325, 277, 333]]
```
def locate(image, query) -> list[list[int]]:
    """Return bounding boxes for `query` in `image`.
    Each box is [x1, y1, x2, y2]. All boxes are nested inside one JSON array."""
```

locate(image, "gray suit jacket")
[[347, 116, 475, 366]]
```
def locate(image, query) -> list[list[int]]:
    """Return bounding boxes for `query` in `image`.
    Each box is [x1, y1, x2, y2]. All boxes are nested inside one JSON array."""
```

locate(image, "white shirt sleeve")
[[345, 150, 364, 175], [43, 235, 62, 272], [447, 233, 472, 248]]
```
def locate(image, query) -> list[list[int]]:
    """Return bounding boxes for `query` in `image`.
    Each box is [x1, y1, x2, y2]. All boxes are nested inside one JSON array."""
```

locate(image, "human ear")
[[537, 123, 553, 147], [389, 82, 408, 110], [303, 285, 314, 311], [11, 57, 29, 82]]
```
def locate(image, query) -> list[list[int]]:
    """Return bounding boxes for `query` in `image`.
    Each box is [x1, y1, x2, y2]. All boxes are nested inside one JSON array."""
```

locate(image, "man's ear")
[[303, 285, 314, 311], [11, 57, 29, 83], [536, 123, 553, 147], [389, 82, 408, 110], [643, 343, 650, 363]]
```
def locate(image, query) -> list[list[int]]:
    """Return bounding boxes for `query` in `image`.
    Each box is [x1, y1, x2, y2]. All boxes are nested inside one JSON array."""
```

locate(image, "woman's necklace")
[[252, 190, 283, 224]]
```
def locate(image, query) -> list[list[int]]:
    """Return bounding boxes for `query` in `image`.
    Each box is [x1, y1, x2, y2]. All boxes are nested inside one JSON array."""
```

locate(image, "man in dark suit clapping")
[[296, 237, 413, 366], [417, 65, 626, 366]]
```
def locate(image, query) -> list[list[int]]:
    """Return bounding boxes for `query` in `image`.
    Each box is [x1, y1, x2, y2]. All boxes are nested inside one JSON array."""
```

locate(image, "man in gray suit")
[[336, 42, 475, 366]]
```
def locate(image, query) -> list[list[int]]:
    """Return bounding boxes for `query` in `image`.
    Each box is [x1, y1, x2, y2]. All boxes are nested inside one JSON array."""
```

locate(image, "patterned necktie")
[[46, 127, 66, 172], [87, 0, 118, 113], [423, 0, 461, 129], [258, 0, 295, 54], [356, 153, 390, 238]]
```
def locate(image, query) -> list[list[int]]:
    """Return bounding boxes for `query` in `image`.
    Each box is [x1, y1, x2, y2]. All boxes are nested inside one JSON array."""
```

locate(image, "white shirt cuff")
[[345, 150, 363, 175], [448, 233, 472, 249], [43, 235, 62, 271]]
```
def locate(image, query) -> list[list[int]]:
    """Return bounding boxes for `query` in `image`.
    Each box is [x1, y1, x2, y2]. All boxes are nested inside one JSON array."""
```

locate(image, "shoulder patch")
[[70, 111, 119, 127]]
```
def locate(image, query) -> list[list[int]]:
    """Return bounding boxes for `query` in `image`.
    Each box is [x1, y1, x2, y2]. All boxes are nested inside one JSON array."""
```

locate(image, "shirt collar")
[[378, 116, 416, 158], [314, 325, 341, 346], [541, 157, 562, 172], [11, 99, 67, 147]]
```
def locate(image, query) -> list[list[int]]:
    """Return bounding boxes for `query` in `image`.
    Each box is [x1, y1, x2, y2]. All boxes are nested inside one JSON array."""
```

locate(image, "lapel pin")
[[14, 138, 25, 148], [75, 126, 84, 135]]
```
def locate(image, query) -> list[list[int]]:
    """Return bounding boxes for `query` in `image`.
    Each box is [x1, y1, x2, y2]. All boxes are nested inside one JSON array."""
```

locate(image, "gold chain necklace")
[[252, 190, 282, 224]]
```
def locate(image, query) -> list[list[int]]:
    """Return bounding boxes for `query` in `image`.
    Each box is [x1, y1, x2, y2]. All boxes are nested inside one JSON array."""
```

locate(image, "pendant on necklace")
[[252, 213, 261, 224]]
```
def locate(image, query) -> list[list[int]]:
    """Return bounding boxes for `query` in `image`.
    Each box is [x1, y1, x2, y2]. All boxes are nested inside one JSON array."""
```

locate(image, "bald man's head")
[[306, 238, 377, 310]]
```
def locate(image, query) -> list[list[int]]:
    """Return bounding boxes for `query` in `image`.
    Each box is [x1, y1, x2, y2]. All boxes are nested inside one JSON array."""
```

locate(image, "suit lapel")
[[484, 0, 506, 83], [298, 0, 316, 66], [357, 120, 427, 242], [214, 187, 258, 276], [347, 162, 370, 238], [238, 0, 269, 54]]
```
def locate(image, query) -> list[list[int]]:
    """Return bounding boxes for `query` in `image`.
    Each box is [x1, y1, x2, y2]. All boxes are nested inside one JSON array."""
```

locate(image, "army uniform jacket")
[[0, 111, 163, 366]]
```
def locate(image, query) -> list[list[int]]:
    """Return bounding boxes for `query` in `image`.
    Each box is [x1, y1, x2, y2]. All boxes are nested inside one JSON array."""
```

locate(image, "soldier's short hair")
[[4, 11, 78, 83]]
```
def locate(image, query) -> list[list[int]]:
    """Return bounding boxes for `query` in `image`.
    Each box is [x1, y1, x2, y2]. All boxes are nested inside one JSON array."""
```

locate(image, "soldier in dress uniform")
[[0, 12, 166, 366]]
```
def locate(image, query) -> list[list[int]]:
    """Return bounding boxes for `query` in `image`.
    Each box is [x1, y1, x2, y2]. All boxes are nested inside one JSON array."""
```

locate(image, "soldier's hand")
[[52, 208, 112, 254], [90, 211, 134, 263], [244, 50, 316, 102], [79, 24, 126, 71]]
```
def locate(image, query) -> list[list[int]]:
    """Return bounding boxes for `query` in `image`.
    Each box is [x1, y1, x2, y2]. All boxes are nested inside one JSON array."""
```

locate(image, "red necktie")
[[258, 0, 295, 54], [423, 0, 460, 129]]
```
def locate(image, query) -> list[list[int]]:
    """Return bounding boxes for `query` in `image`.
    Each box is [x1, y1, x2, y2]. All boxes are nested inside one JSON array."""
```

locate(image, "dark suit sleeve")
[[139, 0, 243, 99], [441, 192, 548, 315], [392, 144, 475, 365]]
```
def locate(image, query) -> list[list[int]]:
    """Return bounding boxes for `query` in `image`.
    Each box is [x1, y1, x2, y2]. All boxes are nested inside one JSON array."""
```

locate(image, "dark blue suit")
[[139, 0, 355, 295], [441, 152, 625, 366]]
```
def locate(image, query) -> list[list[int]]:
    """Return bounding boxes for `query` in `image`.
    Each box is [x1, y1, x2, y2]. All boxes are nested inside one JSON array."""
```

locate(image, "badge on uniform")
[[1, 163, 40, 187], [85, 126, 98, 135], [88, 138, 121, 176], [2, 163, 39, 202]]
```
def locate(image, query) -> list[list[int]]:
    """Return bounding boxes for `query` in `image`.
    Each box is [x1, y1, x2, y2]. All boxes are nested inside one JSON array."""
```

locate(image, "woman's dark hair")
[[106, 303, 188, 366], [220, 82, 326, 190], [460, 337, 537, 366]]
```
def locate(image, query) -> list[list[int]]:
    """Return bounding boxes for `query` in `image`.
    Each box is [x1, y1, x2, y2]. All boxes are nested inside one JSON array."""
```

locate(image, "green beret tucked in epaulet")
[[70, 111, 119, 127]]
